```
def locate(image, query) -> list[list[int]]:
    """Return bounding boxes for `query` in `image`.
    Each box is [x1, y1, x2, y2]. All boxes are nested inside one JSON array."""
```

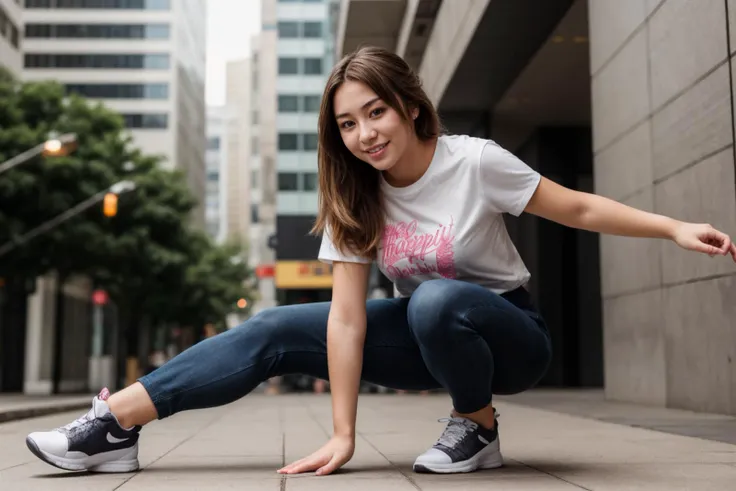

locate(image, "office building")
[[0, 0, 22, 76], [229, 34, 278, 314], [205, 105, 234, 243], [271, 0, 339, 304], [22, 0, 207, 226]]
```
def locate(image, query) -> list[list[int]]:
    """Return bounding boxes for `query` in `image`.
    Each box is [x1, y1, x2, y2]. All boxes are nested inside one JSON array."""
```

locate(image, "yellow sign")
[[275, 260, 333, 289]]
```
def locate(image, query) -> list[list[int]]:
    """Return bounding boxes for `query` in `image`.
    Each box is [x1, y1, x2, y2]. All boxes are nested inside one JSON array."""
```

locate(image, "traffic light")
[[103, 192, 118, 217]]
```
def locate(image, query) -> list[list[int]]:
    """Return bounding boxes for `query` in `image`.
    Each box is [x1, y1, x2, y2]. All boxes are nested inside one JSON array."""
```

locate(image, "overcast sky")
[[205, 0, 262, 106]]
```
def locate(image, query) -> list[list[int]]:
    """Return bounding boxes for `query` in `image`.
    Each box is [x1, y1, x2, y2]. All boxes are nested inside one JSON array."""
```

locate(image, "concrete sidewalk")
[[2, 392, 736, 490]]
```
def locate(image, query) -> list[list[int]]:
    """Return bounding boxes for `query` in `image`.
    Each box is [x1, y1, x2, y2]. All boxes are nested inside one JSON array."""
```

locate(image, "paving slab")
[[1, 393, 735, 490]]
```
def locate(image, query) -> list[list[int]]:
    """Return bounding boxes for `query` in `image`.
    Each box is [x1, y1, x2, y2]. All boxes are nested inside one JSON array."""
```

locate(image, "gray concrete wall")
[[418, 0, 491, 105], [589, 0, 736, 414]]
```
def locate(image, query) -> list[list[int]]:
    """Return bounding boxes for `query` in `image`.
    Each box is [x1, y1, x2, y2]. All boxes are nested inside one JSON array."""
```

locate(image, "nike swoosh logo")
[[107, 433, 129, 444]]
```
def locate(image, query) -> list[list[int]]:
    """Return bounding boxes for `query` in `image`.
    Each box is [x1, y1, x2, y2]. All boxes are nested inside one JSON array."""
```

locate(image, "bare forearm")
[[327, 317, 366, 438], [525, 177, 735, 261], [574, 193, 683, 239]]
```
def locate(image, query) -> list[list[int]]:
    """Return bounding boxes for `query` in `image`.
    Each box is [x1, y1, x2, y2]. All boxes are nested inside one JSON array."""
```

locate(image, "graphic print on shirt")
[[381, 216, 456, 279]]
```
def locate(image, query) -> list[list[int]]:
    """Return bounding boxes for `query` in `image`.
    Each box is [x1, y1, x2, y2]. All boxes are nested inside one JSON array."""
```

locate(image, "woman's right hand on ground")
[[277, 434, 355, 476]]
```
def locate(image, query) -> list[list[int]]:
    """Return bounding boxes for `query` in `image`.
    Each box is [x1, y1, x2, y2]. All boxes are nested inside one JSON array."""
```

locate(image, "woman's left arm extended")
[[524, 176, 736, 261]]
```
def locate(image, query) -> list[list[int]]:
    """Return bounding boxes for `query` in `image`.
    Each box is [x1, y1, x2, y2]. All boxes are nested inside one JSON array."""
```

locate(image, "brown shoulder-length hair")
[[311, 46, 441, 260]]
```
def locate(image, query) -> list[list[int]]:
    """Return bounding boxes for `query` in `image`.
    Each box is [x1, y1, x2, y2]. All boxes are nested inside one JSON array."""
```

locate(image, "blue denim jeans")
[[138, 279, 552, 418]]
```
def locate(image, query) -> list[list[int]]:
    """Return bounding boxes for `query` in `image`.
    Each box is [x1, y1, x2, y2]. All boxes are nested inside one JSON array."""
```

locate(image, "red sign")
[[255, 264, 275, 278], [92, 289, 108, 305]]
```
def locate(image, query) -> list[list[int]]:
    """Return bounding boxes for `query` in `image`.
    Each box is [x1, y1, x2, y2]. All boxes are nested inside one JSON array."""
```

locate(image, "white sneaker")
[[413, 414, 503, 473], [26, 388, 141, 473]]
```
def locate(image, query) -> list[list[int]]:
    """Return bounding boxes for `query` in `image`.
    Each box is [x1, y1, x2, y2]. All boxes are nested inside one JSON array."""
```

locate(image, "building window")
[[252, 110, 258, 125], [278, 94, 321, 113], [303, 172, 318, 191], [145, 0, 169, 8], [122, 113, 168, 129], [278, 95, 298, 112], [278, 172, 299, 191], [251, 137, 259, 155], [303, 133, 318, 151], [277, 21, 299, 38], [278, 133, 298, 151], [279, 58, 324, 76], [303, 58, 323, 75], [303, 95, 321, 112], [207, 137, 220, 150], [65, 83, 169, 99], [25, 0, 171, 9], [251, 204, 259, 224], [278, 132, 321, 151], [303, 22, 322, 38], [25, 23, 170, 39], [24, 53, 170, 69], [207, 171, 218, 181], [251, 169, 259, 189], [278, 57, 298, 75]]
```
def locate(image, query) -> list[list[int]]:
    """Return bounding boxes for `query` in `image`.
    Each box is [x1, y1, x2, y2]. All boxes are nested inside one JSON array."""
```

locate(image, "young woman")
[[26, 46, 735, 477]]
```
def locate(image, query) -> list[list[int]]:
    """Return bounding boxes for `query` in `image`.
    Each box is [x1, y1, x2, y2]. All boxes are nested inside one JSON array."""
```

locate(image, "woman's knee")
[[407, 279, 479, 341], [229, 302, 329, 350], [228, 307, 283, 347]]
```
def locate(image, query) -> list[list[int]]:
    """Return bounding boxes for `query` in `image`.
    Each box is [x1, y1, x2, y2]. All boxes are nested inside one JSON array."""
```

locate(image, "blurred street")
[[2, 391, 736, 490]]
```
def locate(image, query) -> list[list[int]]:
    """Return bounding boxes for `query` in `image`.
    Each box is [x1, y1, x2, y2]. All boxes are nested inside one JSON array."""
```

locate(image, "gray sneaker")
[[25, 388, 141, 473], [413, 414, 502, 473]]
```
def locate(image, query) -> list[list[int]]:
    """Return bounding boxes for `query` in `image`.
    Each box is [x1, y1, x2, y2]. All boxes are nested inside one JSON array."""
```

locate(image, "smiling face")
[[333, 80, 418, 172]]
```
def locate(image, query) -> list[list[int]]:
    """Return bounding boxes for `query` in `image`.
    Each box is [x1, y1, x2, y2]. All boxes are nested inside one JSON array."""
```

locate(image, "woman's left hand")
[[672, 222, 736, 261]]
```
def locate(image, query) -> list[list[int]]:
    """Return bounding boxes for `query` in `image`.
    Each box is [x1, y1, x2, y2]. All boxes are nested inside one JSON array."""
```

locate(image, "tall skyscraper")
[[0, 0, 22, 76], [271, 0, 339, 304], [224, 57, 252, 249], [205, 105, 234, 243], [22, 0, 207, 226], [245, 32, 277, 313], [225, 37, 277, 315]]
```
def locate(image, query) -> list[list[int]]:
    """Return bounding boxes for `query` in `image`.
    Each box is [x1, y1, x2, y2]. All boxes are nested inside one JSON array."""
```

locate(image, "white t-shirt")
[[318, 134, 541, 297]]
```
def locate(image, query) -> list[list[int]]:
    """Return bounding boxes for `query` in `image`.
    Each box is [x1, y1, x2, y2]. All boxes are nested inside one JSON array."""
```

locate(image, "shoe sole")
[[26, 436, 139, 473], [413, 447, 504, 474]]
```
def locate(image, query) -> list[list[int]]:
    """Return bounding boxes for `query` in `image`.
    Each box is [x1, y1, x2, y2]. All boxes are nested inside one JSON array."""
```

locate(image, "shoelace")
[[59, 407, 96, 432], [435, 417, 476, 448]]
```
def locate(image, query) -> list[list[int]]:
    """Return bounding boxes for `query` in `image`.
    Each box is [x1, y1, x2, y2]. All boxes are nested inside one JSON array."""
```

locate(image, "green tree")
[[0, 68, 144, 391], [177, 233, 257, 333], [0, 68, 257, 391]]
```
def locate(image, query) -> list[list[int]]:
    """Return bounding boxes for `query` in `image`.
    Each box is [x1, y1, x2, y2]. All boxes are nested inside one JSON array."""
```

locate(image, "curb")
[[0, 401, 90, 424]]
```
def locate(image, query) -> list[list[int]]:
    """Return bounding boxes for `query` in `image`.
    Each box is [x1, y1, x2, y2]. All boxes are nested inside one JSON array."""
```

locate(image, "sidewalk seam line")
[[510, 458, 593, 490], [280, 432, 286, 491], [302, 401, 421, 487], [111, 411, 224, 490], [358, 432, 422, 490]]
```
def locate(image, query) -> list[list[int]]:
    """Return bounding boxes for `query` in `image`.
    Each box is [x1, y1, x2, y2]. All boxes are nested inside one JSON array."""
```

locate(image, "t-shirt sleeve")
[[478, 140, 541, 217], [317, 224, 373, 265]]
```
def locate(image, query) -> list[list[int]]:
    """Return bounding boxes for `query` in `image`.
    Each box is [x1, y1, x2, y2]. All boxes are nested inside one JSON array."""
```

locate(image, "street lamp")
[[110, 180, 136, 194], [0, 179, 137, 258], [0, 133, 78, 176]]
